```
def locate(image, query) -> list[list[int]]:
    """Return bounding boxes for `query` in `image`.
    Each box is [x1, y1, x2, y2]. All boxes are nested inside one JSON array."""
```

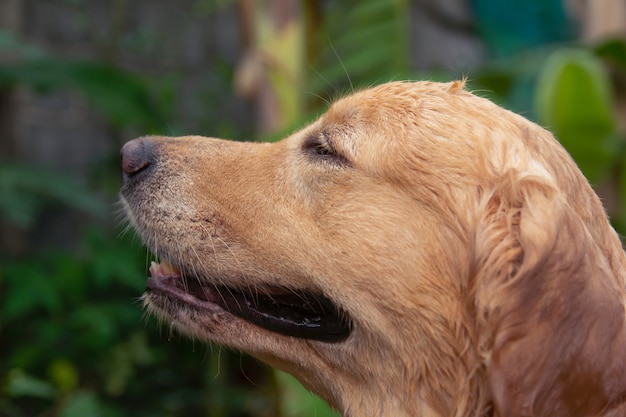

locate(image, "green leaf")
[[618, 153, 626, 228], [0, 58, 167, 130], [535, 48, 618, 182], [2, 262, 64, 320], [70, 305, 118, 348], [86, 229, 146, 291], [48, 359, 80, 393], [595, 38, 626, 74], [0, 162, 105, 228], [60, 391, 103, 417], [0, 29, 47, 59], [4, 369, 56, 399]]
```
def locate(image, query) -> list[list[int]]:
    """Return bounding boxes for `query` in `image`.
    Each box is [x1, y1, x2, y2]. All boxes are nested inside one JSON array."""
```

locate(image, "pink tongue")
[[149, 260, 181, 277]]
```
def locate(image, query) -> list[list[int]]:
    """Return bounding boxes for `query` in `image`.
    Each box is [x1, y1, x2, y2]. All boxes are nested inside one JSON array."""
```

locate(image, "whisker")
[[239, 354, 262, 388], [212, 346, 222, 379], [307, 62, 337, 101], [328, 39, 353, 93]]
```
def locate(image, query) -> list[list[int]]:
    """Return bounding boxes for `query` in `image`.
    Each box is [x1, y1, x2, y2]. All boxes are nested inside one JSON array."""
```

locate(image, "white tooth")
[[149, 261, 160, 277]]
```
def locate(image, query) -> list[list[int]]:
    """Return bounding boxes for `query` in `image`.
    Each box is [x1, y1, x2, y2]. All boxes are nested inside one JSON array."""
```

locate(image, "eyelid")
[[303, 132, 326, 147], [302, 131, 351, 166], [303, 132, 333, 154]]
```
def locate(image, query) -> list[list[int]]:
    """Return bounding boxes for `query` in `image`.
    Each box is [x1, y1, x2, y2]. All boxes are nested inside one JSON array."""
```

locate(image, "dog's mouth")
[[146, 260, 351, 343]]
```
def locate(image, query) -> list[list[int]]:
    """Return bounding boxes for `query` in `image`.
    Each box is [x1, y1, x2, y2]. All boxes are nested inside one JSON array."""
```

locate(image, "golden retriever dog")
[[120, 81, 626, 417]]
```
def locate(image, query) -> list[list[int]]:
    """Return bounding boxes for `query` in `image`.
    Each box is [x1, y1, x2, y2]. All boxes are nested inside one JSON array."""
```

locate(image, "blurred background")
[[1, 0, 625, 416]]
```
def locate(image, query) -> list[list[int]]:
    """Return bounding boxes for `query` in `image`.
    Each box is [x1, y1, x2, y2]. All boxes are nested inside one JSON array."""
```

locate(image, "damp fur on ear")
[[473, 170, 626, 417]]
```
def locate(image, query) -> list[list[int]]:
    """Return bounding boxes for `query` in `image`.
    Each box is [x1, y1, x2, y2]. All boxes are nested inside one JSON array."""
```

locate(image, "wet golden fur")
[[121, 81, 626, 416]]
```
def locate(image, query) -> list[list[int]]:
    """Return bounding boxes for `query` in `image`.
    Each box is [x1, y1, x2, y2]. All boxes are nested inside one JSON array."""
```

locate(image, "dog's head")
[[120, 81, 626, 417]]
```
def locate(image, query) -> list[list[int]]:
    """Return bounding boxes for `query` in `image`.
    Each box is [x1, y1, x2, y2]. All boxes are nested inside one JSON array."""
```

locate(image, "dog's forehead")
[[315, 82, 461, 159], [327, 82, 421, 121], [322, 81, 469, 135]]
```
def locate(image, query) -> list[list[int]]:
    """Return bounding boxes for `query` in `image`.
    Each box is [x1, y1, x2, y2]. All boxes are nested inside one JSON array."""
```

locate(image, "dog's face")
[[120, 81, 626, 417]]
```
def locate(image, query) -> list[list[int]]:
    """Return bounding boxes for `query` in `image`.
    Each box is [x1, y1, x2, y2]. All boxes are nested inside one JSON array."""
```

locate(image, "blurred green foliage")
[[535, 48, 619, 183], [1, 1, 626, 417], [0, 163, 105, 228], [307, 0, 411, 96], [473, 0, 574, 57], [0, 59, 168, 131], [2, 230, 281, 417]]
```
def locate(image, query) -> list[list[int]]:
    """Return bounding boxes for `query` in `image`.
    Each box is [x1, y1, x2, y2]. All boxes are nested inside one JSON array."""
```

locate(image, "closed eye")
[[302, 133, 350, 166]]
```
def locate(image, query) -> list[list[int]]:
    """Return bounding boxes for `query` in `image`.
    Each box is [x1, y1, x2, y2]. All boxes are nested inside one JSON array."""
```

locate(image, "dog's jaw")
[[139, 257, 460, 417], [145, 259, 351, 342]]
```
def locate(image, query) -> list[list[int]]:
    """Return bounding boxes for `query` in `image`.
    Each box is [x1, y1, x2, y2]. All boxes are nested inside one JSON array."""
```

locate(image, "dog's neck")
[[340, 397, 443, 417], [318, 318, 489, 417]]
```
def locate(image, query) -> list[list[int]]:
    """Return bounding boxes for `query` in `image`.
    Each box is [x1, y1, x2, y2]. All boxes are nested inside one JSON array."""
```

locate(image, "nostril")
[[121, 138, 154, 183]]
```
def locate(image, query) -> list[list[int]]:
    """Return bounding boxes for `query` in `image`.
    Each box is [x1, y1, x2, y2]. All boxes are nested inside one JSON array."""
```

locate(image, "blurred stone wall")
[[0, 0, 250, 173], [410, 1, 486, 73], [0, 0, 252, 254], [0, 0, 491, 171]]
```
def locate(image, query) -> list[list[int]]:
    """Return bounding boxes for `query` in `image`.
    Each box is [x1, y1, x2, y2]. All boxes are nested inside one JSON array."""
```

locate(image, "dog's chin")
[[143, 260, 352, 343]]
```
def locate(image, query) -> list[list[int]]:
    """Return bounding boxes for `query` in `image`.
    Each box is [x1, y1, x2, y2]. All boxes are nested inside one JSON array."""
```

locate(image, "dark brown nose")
[[120, 138, 154, 184]]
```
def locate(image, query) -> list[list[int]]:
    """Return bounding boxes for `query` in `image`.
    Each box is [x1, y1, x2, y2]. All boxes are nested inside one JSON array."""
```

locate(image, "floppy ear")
[[473, 171, 626, 417]]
